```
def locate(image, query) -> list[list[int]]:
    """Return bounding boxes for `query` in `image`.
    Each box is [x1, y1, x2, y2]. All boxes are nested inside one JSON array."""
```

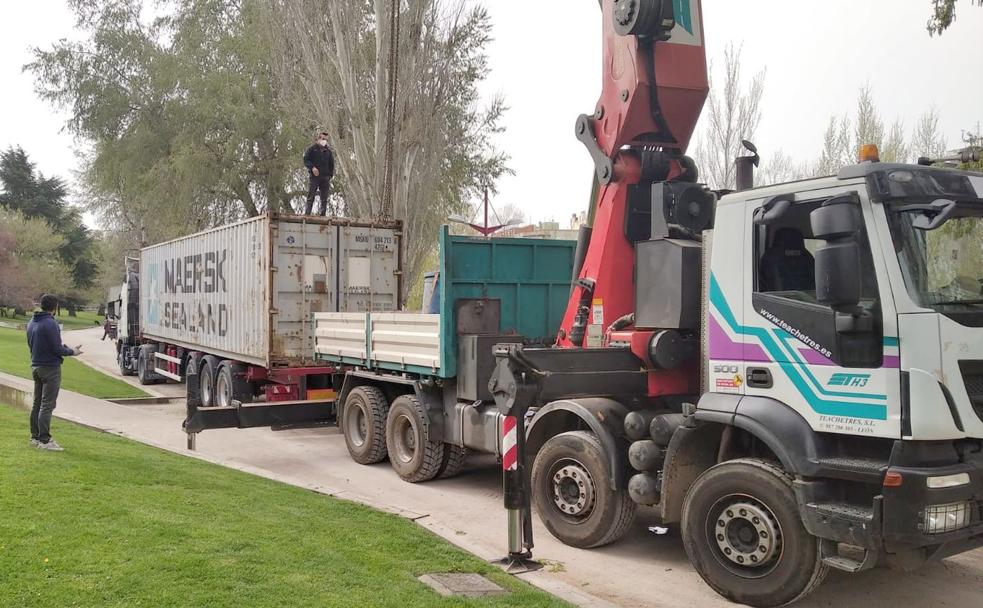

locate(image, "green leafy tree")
[[0, 208, 75, 314], [0, 147, 97, 293], [28, 0, 306, 245], [928, 0, 983, 35]]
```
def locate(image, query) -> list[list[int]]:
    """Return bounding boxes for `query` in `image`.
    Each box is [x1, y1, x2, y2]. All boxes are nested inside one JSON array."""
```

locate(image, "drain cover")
[[418, 573, 507, 598]]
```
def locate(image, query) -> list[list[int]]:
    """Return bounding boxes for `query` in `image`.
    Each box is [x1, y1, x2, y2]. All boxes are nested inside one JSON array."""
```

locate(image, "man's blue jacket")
[[26, 311, 75, 367]]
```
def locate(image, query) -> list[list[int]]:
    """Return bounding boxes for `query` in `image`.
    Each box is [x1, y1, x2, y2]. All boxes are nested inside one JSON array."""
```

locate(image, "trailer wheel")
[[198, 355, 221, 407], [118, 347, 135, 377], [137, 346, 158, 385], [214, 362, 234, 408], [437, 444, 469, 479], [681, 458, 828, 608], [342, 386, 389, 464], [532, 431, 636, 549], [385, 395, 444, 483]]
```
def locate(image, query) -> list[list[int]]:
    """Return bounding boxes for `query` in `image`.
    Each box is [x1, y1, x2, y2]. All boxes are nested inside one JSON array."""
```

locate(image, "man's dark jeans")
[[30, 365, 61, 444], [305, 175, 332, 216]]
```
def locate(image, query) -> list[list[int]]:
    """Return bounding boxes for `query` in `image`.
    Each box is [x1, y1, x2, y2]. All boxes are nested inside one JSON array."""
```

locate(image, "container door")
[[271, 220, 336, 363], [337, 226, 399, 312]]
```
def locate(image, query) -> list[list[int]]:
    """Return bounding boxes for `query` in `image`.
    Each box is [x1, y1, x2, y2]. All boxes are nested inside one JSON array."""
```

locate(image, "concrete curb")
[[0, 371, 615, 608]]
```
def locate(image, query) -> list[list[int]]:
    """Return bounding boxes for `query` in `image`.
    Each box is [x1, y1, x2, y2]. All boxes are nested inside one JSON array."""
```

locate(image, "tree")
[[0, 147, 97, 292], [266, 0, 510, 299], [928, 0, 983, 35], [693, 44, 766, 190], [911, 109, 949, 160], [0, 208, 74, 314], [28, 0, 306, 245], [757, 150, 810, 187]]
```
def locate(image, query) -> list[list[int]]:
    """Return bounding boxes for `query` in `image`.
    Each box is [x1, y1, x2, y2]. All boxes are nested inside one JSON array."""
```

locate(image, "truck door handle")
[[746, 368, 773, 389]]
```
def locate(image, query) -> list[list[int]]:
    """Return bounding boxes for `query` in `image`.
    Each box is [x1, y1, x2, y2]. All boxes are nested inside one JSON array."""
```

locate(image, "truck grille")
[[958, 361, 983, 423]]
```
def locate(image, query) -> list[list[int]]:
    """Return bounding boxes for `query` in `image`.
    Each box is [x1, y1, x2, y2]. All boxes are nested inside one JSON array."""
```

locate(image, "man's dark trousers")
[[30, 366, 61, 443], [305, 175, 332, 216]]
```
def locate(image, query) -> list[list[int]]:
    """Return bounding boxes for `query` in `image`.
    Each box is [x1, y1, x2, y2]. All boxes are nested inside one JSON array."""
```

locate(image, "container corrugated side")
[[140, 215, 271, 367]]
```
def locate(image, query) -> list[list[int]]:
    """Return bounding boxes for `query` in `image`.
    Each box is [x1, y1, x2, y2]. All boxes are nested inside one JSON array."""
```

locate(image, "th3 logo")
[[828, 373, 871, 388]]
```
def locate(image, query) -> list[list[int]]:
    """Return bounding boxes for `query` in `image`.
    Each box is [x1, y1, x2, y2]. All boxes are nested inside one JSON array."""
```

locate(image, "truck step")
[[814, 457, 887, 482], [811, 502, 874, 525], [820, 538, 879, 573]]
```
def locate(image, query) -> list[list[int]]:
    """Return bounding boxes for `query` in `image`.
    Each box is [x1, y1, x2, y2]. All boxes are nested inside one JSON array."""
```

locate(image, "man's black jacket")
[[304, 144, 335, 177]]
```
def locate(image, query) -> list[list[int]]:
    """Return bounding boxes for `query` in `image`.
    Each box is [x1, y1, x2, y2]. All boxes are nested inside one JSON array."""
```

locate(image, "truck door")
[[741, 193, 899, 439]]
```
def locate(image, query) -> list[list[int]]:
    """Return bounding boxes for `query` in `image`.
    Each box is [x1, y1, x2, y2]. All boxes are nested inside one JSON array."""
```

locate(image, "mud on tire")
[[342, 386, 390, 465], [681, 458, 828, 608], [531, 430, 636, 549]]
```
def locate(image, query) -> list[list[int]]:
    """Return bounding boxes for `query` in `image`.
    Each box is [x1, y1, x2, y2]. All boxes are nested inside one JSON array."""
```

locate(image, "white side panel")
[[313, 312, 368, 361], [369, 313, 441, 372], [141, 215, 270, 366]]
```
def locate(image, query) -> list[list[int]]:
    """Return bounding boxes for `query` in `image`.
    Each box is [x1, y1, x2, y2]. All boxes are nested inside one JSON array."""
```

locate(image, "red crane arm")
[[557, 0, 709, 367]]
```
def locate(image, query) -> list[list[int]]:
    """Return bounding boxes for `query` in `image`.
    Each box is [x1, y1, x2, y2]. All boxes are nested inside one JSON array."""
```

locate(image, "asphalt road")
[[71, 327, 983, 607]]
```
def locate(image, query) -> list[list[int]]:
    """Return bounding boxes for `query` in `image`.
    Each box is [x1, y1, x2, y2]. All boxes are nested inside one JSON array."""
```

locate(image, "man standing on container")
[[26, 294, 83, 452], [303, 131, 336, 216]]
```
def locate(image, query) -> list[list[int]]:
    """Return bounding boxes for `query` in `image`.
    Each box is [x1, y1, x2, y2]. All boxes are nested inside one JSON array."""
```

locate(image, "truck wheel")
[[342, 386, 389, 464], [681, 458, 828, 608], [118, 347, 135, 377], [437, 444, 468, 479], [199, 355, 221, 407], [531, 431, 636, 549], [214, 362, 234, 408], [137, 347, 158, 385], [385, 395, 444, 483]]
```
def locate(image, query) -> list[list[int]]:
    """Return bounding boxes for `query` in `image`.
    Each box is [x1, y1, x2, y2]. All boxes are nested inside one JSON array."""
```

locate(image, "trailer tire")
[[532, 431, 636, 549], [681, 458, 828, 608], [198, 355, 221, 407], [437, 444, 469, 479], [214, 362, 234, 408], [342, 386, 389, 464], [385, 395, 444, 483], [137, 346, 158, 385]]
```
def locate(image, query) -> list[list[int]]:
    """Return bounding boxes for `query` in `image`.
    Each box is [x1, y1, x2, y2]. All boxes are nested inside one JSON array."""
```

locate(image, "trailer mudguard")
[[526, 398, 631, 490]]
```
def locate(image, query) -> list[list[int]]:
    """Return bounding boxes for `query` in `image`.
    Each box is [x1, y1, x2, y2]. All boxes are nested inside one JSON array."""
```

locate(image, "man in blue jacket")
[[26, 295, 83, 452]]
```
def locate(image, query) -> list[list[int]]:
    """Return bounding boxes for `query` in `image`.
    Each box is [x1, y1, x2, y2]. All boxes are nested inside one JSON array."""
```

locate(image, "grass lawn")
[[0, 404, 566, 607], [0, 308, 105, 331], [0, 328, 148, 399]]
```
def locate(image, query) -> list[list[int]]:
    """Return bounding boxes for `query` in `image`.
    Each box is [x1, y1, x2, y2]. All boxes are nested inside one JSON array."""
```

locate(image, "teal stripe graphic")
[[883, 337, 899, 347], [772, 329, 887, 401], [709, 275, 888, 421]]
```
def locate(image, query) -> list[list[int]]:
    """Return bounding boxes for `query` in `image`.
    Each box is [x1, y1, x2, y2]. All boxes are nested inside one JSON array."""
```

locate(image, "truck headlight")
[[926, 473, 971, 489], [922, 502, 972, 534]]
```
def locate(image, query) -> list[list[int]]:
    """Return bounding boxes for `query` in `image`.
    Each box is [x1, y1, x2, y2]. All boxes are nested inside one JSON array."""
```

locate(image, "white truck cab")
[[700, 160, 983, 578]]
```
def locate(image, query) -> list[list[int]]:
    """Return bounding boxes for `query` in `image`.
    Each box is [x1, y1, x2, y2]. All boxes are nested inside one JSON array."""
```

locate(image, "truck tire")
[[681, 458, 828, 608], [137, 346, 162, 385], [342, 386, 389, 464], [118, 347, 135, 377], [214, 362, 234, 407], [531, 430, 636, 549], [198, 355, 221, 407], [437, 444, 469, 479], [385, 395, 444, 483]]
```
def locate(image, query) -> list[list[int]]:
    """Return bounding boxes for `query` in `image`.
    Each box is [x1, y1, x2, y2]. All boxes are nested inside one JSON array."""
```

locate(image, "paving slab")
[[3, 340, 983, 608], [418, 573, 506, 598]]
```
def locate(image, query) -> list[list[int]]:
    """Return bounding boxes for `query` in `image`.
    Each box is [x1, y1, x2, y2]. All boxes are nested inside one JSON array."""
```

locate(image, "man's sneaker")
[[29, 438, 39, 447], [37, 439, 65, 452]]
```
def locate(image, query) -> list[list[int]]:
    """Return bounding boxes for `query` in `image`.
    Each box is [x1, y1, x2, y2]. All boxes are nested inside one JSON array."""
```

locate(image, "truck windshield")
[[887, 202, 983, 309]]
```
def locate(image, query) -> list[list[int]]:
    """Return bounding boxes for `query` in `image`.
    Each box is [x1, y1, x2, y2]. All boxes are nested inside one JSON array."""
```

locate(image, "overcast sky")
[[2, 1, 982, 230]]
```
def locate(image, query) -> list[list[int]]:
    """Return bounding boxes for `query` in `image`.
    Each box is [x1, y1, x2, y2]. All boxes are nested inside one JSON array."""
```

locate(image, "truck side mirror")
[[811, 195, 862, 312]]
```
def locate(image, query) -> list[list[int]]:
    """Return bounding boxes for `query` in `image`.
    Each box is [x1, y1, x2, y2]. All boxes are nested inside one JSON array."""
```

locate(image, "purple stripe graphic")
[[708, 315, 769, 362], [883, 355, 900, 369], [796, 347, 835, 367]]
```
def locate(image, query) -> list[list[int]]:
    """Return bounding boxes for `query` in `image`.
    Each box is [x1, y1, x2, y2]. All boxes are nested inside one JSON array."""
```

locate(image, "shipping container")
[[139, 213, 401, 369]]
